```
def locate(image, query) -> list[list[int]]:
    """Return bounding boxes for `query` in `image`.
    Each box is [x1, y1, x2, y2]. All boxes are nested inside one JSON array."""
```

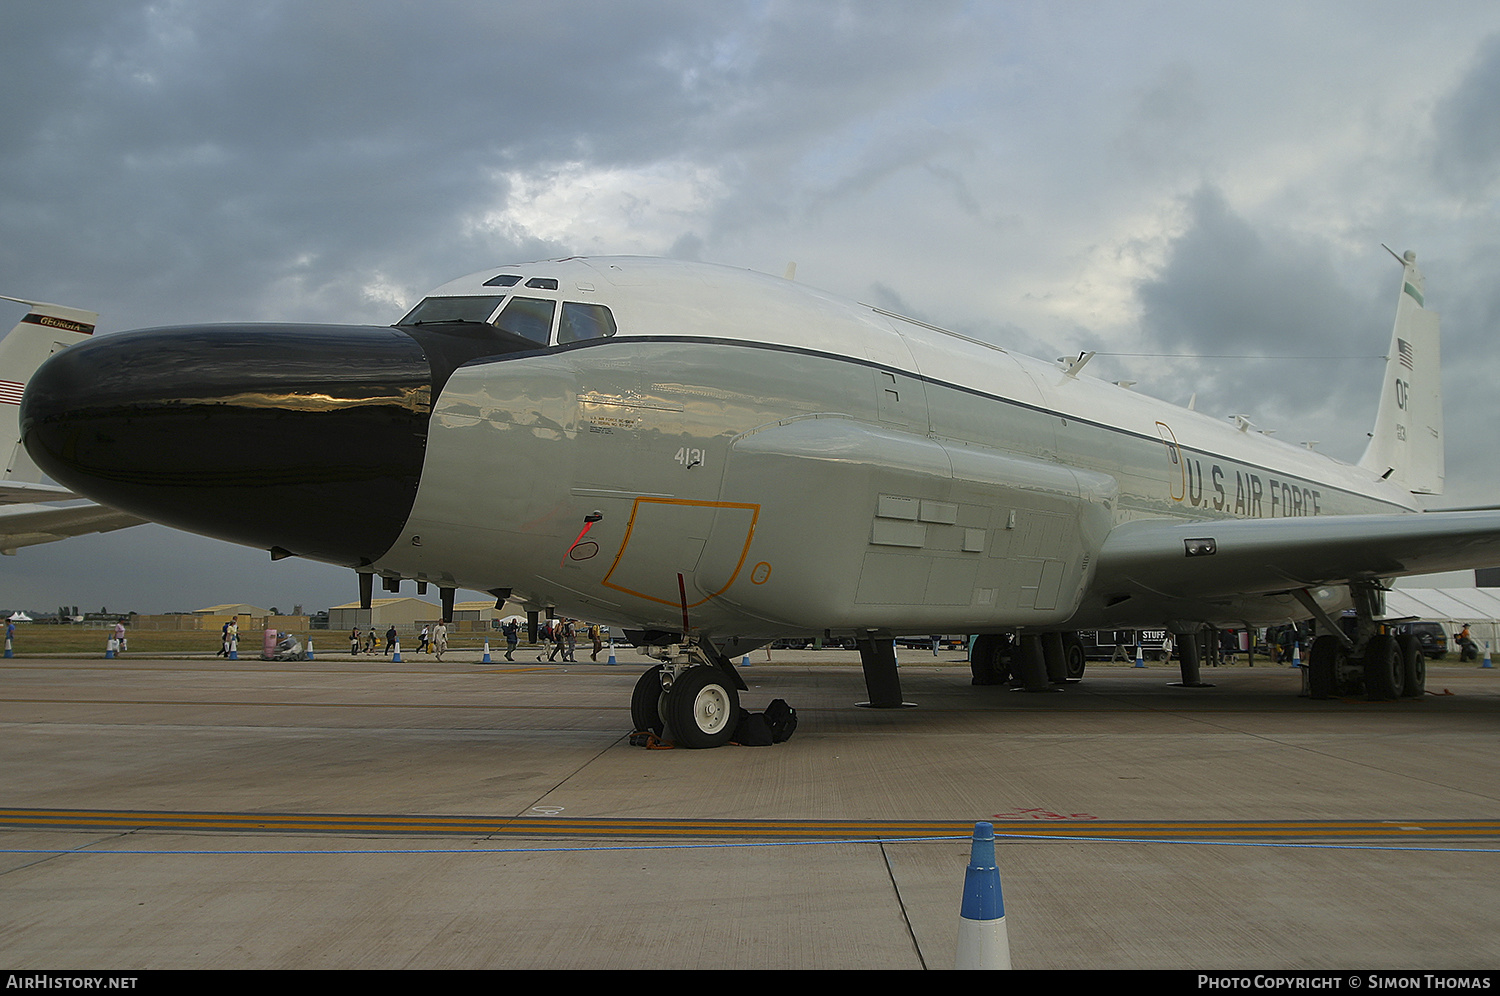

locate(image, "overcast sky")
[[2, 0, 1499, 615]]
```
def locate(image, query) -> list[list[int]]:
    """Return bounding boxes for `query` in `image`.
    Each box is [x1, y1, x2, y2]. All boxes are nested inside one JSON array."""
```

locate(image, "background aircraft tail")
[[1356, 250, 1443, 496], [0, 296, 97, 486]]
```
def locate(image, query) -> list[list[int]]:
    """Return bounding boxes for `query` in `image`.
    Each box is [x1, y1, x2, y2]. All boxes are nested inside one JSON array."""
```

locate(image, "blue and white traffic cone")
[[482, 640, 492, 663], [1134, 645, 1145, 668], [105, 638, 116, 660], [1292, 641, 1301, 668], [955, 821, 1010, 970], [1483, 642, 1493, 669], [305, 637, 314, 660], [4, 635, 11, 659], [229, 636, 238, 661], [392, 640, 402, 663], [742, 653, 751, 668], [606, 640, 618, 666]]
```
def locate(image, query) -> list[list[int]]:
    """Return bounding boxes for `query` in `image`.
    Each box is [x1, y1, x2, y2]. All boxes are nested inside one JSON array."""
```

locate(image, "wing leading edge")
[[1094, 509, 1500, 603]]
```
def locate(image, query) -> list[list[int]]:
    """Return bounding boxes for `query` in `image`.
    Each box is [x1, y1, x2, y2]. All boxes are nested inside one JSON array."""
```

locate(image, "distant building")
[[131, 603, 307, 632], [327, 597, 439, 633], [196, 603, 271, 618]]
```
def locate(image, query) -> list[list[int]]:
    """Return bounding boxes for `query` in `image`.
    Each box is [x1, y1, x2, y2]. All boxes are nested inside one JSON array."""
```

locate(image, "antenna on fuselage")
[[1058, 351, 1095, 377], [783, 262, 797, 281]]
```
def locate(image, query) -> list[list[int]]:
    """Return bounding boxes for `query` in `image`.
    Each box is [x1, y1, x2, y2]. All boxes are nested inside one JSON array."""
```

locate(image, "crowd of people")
[[340, 617, 610, 662], [347, 621, 448, 659]]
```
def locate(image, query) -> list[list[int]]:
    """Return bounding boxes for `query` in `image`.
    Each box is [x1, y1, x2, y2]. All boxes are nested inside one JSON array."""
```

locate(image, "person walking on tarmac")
[[1458, 623, 1479, 662], [503, 619, 520, 661]]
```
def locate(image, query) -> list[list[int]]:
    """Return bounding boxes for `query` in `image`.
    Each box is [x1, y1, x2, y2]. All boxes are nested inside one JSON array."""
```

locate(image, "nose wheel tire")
[[630, 664, 667, 736], [664, 665, 741, 749]]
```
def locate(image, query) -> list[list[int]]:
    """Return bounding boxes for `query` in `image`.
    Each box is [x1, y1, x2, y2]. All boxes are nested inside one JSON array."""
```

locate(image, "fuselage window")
[[556, 302, 618, 344], [397, 296, 503, 326], [495, 296, 556, 345]]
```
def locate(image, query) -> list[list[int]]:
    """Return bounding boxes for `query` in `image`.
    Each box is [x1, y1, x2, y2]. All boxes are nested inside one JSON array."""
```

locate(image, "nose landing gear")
[[630, 643, 746, 749]]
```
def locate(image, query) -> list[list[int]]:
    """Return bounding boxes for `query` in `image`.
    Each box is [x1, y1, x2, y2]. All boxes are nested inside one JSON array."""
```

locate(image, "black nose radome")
[[21, 324, 434, 567]]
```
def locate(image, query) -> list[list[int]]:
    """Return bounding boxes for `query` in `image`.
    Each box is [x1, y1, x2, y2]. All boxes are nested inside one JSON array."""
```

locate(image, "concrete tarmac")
[[1, 647, 1498, 970]]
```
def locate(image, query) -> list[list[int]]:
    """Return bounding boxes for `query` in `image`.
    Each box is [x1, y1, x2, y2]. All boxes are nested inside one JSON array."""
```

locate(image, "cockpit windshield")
[[397, 292, 618, 349], [493, 297, 556, 345], [397, 296, 503, 326]]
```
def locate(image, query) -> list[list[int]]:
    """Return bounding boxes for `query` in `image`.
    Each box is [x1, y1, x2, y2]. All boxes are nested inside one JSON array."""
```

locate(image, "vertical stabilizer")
[[1357, 251, 1443, 495], [0, 296, 97, 484]]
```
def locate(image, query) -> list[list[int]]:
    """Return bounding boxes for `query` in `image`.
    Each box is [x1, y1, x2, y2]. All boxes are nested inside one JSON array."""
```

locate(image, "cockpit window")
[[483, 274, 522, 287], [398, 296, 502, 326], [557, 302, 618, 344], [494, 296, 556, 345]]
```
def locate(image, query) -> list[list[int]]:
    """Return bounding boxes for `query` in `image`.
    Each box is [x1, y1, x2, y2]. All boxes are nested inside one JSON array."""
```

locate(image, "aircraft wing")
[[1094, 509, 1500, 600], [0, 502, 147, 554], [0, 480, 77, 504]]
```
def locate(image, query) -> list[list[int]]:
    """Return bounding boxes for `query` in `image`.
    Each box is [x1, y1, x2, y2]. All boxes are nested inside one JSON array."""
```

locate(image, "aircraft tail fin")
[[1357, 251, 1443, 495], [0, 296, 97, 485]]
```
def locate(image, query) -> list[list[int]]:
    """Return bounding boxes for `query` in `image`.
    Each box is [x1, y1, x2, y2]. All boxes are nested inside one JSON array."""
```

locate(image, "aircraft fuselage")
[[359, 258, 1412, 640]]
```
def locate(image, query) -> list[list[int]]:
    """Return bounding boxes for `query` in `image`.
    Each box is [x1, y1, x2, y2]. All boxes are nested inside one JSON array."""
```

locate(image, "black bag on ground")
[[763, 699, 797, 743], [732, 708, 774, 746]]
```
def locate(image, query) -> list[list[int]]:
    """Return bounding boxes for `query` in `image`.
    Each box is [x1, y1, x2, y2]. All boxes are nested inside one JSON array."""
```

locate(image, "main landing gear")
[[1299, 583, 1426, 701], [968, 632, 1086, 690], [1306, 630, 1425, 700], [630, 645, 746, 749]]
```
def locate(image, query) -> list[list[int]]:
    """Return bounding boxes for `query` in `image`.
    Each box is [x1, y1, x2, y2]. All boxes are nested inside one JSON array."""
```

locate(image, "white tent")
[[1384, 588, 1500, 658]]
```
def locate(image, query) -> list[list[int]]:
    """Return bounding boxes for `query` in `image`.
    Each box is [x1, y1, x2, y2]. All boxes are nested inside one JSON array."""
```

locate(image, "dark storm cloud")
[[0, 1, 746, 326], [1139, 186, 1379, 355], [0, 1, 979, 332], [1433, 32, 1500, 199], [1133, 186, 1390, 456]]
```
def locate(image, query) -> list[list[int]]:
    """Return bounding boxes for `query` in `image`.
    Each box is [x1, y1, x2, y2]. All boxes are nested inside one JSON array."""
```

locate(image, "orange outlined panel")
[[599, 497, 759, 608]]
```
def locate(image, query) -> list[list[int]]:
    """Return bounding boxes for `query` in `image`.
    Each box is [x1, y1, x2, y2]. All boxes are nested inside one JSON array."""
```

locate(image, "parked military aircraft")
[[0, 297, 143, 553], [20, 252, 1500, 745]]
